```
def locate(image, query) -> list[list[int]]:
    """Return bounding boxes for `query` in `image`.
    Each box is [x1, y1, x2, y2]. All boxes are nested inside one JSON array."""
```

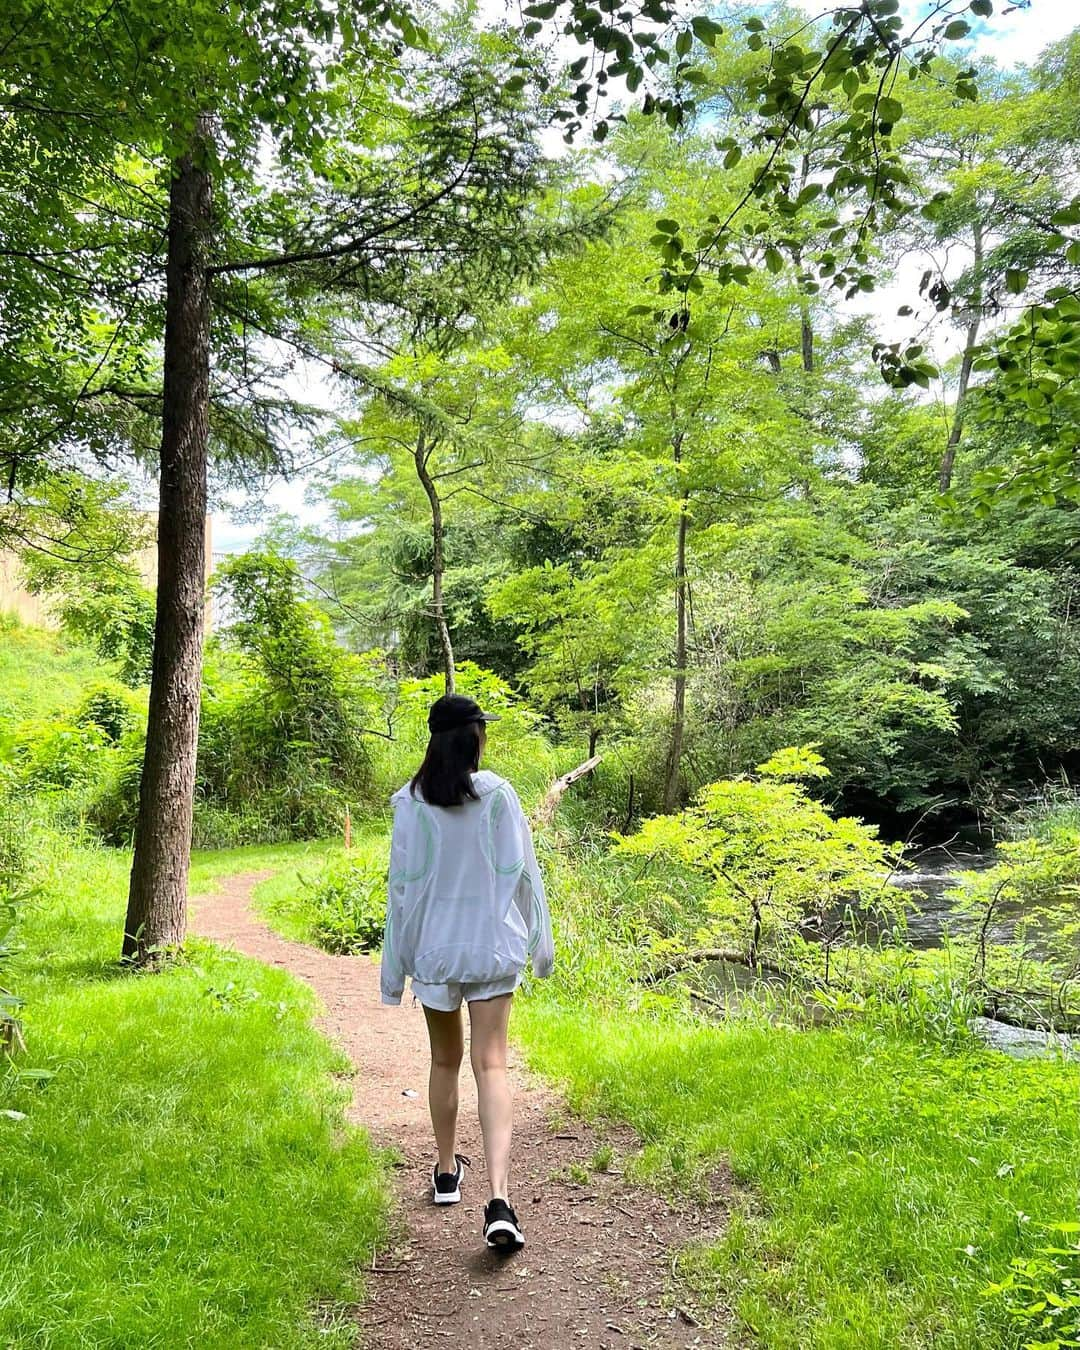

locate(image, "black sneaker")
[[483, 1198, 525, 1251], [432, 1154, 469, 1205]]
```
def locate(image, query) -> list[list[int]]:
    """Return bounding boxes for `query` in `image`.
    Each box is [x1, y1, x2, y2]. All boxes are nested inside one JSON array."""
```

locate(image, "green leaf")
[[878, 96, 902, 124], [675, 29, 692, 57], [723, 144, 742, 169], [1050, 202, 1080, 227], [690, 15, 724, 47], [655, 218, 679, 235], [943, 19, 971, 39], [1005, 268, 1028, 294], [969, 0, 993, 15], [764, 245, 783, 274]]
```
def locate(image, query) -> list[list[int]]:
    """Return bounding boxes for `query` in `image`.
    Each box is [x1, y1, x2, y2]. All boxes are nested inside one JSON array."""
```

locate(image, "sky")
[[213, 0, 1079, 554]]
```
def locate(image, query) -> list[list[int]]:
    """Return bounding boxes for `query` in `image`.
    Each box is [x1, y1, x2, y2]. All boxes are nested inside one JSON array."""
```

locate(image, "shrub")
[[198, 554, 388, 838], [74, 682, 142, 743], [943, 828, 1080, 1029], [304, 848, 388, 954], [81, 733, 144, 846], [83, 552, 394, 848], [9, 718, 111, 791], [613, 747, 903, 977], [190, 801, 283, 851]]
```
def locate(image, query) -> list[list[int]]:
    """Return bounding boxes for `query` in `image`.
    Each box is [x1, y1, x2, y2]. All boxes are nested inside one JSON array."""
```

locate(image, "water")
[[695, 839, 1080, 1059], [886, 841, 1079, 1057], [884, 843, 1000, 949]]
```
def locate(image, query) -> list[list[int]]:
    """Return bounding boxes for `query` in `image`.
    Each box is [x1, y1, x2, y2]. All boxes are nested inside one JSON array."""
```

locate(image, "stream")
[[699, 839, 1079, 1061], [882, 842, 1000, 948]]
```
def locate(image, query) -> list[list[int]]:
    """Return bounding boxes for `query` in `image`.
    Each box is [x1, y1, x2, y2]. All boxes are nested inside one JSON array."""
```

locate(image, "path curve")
[[191, 873, 726, 1350]]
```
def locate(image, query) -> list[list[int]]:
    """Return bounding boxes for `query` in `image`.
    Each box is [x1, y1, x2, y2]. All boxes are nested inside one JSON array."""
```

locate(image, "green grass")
[[0, 620, 108, 727], [515, 1004, 1080, 1349], [1, 839, 388, 1348], [240, 827, 388, 946], [192, 837, 342, 895]]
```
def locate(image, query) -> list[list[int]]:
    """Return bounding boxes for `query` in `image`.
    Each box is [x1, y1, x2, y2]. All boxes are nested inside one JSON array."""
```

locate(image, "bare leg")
[[422, 1003, 463, 1174], [468, 994, 514, 1202]]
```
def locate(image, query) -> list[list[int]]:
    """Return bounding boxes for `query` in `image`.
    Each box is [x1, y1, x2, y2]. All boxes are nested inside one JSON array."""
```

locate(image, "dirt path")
[[191, 874, 728, 1350]]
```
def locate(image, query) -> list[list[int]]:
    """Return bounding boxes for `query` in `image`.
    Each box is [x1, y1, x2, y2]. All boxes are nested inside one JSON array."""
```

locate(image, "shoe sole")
[[484, 1220, 525, 1251], [433, 1187, 461, 1205]]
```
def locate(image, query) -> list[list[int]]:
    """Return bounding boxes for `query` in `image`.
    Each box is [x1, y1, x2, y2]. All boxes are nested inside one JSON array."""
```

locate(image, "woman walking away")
[[381, 693, 554, 1252]]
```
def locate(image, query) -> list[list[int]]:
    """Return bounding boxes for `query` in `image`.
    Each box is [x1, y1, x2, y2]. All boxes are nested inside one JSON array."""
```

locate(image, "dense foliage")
[[269, 19, 1080, 834]]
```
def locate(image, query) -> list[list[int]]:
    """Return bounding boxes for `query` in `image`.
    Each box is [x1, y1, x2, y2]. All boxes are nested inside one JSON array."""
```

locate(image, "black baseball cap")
[[427, 694, 501, 734]]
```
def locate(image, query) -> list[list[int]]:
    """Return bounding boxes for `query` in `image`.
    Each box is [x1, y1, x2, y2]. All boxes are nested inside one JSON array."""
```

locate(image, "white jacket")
[[380, 770, 555, 1005]]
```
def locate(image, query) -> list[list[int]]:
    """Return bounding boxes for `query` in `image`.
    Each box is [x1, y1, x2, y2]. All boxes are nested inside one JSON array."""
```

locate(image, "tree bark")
[[800, 303, 814, 374], [413, 429, 455, 694], [662, 430, 688, 814], [938, 217, 984, 493], [122, 119, 213, 964]]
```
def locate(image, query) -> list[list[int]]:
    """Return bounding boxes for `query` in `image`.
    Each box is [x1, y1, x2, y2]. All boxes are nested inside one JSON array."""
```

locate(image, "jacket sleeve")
[[381, 805, 408, 1006], [514, 791, 555, 980]]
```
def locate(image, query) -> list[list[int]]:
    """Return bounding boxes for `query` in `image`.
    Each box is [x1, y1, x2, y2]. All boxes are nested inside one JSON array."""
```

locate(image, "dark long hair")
[[410, 721, 483, 807]]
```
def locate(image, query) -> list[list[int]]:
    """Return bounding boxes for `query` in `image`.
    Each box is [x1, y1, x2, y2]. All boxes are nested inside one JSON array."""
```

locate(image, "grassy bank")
[[515, 1003, 1080, 1349], [0, 840, 388, 1348], [0, 620, 107, 727]]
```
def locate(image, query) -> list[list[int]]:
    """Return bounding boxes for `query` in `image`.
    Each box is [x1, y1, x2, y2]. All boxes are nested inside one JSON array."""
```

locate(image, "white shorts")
[[410, 972, 521, 1012]]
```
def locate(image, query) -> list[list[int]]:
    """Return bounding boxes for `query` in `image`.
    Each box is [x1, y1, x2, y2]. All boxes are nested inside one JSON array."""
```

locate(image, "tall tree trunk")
[[414, 429, 455, 694], [800, 303, 814, 373], [122, 120, 213, 964], [938, 218, 984, 493], [662, 431, 688, 814]]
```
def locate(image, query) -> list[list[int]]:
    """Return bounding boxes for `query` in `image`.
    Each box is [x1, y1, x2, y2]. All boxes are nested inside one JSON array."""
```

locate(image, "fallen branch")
[[644, 947, 791, 983], [533, 754, 602, 828], [648, 954, 1080, 1036], [978, 987, 1080, 1035]]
